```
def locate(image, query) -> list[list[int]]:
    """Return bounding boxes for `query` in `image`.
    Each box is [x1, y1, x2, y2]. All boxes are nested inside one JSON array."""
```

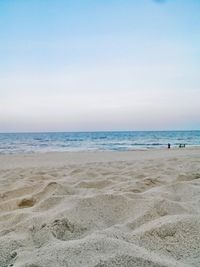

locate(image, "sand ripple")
[[0, 150, 200, 266]]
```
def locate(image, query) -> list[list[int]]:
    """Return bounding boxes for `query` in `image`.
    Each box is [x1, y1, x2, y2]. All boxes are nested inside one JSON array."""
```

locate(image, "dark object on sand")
[[168, 143, 171, 149], [179, 144, 186, 148]]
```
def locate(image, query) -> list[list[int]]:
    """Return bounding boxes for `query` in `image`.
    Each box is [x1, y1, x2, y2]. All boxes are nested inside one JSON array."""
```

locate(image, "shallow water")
[[0, 131, 199, 154]]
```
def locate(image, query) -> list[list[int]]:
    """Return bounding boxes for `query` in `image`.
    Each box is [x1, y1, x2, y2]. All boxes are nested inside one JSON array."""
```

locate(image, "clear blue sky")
[[0, 0, 200, 132]]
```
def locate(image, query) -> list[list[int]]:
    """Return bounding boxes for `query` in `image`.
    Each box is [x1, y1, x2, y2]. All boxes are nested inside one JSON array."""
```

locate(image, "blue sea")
[[0, 131, 199, 154]]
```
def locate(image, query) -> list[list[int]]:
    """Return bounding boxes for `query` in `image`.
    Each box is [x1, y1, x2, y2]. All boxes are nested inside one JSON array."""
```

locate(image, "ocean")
[[0, 131, 199, 154]]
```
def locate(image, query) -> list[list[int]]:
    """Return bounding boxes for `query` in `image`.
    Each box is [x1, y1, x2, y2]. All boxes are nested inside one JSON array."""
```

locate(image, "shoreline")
[[1, 147, 200, 170]]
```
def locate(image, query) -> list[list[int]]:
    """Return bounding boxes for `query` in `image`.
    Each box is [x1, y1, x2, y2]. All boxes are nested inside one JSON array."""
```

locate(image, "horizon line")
[[0, 129, 199, 134]]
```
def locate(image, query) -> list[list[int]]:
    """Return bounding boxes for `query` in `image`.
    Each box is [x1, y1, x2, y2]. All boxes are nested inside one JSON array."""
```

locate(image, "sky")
[[0, 0, 200, 132]]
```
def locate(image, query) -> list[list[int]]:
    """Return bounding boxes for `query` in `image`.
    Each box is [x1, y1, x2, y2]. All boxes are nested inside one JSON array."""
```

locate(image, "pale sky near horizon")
[[0, 0, 200, 132]]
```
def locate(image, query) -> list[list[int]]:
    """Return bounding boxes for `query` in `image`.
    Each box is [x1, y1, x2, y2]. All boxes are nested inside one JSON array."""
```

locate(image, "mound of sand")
[[0, 149, 200, 267]]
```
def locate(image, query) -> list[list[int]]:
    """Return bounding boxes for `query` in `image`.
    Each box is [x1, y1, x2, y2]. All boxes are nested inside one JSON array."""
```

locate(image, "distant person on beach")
[[179, 144, 186, 148], [168, 143, 171, 149]]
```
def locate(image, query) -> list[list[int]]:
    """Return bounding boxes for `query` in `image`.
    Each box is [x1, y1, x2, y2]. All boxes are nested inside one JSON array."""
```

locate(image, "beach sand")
[[0, 148, 200, 267]]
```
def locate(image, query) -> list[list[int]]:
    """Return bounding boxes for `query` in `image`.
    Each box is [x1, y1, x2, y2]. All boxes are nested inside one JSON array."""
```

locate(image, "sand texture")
[[0, 149, 200, 267]]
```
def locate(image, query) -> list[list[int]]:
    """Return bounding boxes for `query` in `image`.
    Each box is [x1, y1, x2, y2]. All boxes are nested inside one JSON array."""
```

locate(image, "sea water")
[[0, 131, 199, 154]]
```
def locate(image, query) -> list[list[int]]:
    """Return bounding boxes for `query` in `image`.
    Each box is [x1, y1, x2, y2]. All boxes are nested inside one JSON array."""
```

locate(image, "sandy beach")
[[0, 148, 200, 267]]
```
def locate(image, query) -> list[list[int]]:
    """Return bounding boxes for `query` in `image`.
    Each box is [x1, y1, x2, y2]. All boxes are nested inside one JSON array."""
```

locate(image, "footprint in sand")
[[42, 218, 87, 241], [18, 197, 36, 208]]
